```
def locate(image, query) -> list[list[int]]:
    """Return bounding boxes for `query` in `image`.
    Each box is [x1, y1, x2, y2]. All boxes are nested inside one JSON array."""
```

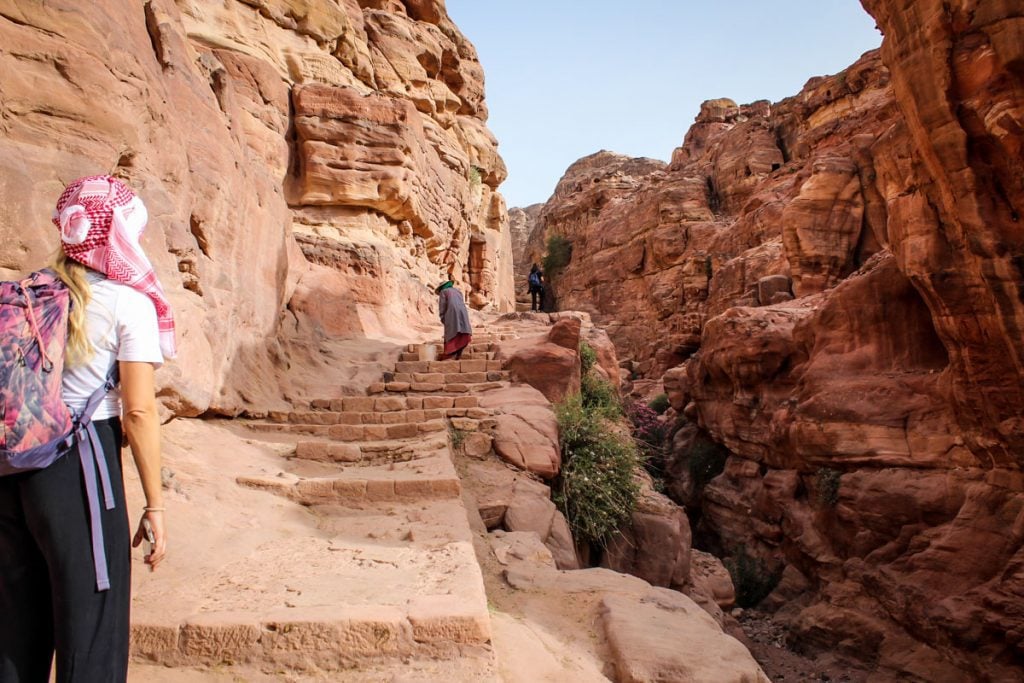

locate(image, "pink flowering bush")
[[626, 400, 669, 476]]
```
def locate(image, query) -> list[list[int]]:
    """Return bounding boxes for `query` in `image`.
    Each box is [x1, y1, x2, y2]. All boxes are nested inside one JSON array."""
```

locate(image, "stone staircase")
[[130, 324, 526, 680]]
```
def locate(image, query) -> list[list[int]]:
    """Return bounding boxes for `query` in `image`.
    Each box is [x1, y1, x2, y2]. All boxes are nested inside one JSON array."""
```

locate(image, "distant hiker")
[[528, 263, 545, 311], [437, 279, 472, 360], [0, 175, 173, 683]]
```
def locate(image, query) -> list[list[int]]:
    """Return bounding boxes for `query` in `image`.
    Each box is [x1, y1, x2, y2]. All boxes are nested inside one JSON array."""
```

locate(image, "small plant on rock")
[[581, 372, 621, 417], [579, 341, 621, 418], [543, 234, 573, 276], [647, 393, 670, 415], [449, 426, 467, 452], [816, 467, 842, 507], [579, 340, 598, 375]]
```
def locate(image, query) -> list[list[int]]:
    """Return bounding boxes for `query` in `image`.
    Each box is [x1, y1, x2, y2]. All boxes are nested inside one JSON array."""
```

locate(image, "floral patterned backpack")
[[0, 268, 119, 590]]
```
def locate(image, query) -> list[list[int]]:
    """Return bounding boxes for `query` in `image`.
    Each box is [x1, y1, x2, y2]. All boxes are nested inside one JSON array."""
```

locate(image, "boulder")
[[479, 386, 561, 478], [498, 334, 581, 405], [600, 591, 770, 683], [546, 317, 581, 350], [601, 476, 691, 588], [685, 549, 738, 627], [463, 458, 578, 569], [755, 274, 792, 305]]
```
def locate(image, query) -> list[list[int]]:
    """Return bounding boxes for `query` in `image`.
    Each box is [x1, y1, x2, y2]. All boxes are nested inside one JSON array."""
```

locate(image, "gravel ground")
[[737, 610, 870, 682]]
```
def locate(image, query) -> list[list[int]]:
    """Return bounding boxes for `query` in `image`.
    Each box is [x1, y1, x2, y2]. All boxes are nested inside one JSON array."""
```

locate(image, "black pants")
[[0, 418, 130, 683], [530, 287, 544, 311]]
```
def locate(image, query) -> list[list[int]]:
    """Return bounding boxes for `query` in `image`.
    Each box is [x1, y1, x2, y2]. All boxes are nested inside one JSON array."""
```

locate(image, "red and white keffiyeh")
[[52, 175, 177, 359]]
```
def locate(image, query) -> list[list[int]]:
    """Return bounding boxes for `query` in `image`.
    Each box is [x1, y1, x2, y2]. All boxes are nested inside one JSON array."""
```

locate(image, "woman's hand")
[[132, 510, 167, 571]]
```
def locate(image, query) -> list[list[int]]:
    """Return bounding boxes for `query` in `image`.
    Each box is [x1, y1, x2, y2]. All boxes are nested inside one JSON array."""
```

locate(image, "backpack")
[[529, 271, 542, 287], [0, 269, 120, 590]]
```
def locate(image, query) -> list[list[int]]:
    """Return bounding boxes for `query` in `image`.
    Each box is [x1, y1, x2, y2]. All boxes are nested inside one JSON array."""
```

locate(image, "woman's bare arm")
[[120, 360, 167, 570]]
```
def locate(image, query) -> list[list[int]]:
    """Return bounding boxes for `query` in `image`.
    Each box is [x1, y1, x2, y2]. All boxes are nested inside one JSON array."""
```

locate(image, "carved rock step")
[[236, 450, 462, 504], [131, 498, 494, 675], [308, 395, 481, 413], [398, 350, 495, 362], [249, 415, 493, 442], [367, 381, 508, 396], [292, 438, 442, 465], [403, 341, 500, 354], [394, 359, 504, 374], [248, 418, 448, 442], [284, 407, 493, 427], [382, 371, 510, 385]]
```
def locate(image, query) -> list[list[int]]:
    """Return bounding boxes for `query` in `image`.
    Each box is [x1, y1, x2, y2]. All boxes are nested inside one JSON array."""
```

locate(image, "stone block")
[[375, 397, 406, 412], [343, 397, 375, 412]]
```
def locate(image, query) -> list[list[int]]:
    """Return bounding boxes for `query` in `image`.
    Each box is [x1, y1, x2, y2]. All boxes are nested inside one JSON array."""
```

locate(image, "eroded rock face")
[[526, 51, 893, 378], [0, 0, 513, 415], [523, 2, 1023, 678]]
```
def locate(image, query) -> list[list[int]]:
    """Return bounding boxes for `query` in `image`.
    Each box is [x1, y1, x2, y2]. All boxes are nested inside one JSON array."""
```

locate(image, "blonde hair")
[[50, 250, 93, 366]]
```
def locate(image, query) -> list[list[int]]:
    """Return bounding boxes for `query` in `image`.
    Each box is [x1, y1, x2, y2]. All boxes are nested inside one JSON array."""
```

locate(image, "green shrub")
[[468, 166, 482, 187], [647, 393, 670, 415], [579, 341, 598, 375], [816, 467, 841, 507], [724, 547, 782, 608], [554, 394, 640, 546], [543, 234, 572, 275], [581, 372, 621, 418], [449, 426, 467, 451], [577, 341, 621, 417]]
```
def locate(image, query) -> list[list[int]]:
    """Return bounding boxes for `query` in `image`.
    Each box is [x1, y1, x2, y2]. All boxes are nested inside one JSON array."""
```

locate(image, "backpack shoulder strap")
[[73, 363, 120, 425], [71, 361, 121, 592]]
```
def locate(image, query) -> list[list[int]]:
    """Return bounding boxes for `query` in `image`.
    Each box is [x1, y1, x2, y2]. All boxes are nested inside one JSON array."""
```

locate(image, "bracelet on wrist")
[[143, 506, 166, 512]]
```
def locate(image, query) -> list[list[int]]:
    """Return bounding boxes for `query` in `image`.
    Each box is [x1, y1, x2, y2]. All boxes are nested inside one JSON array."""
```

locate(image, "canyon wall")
[[508, 202, 542, 307], [0, 0, 514, 415], [521, 1, 1023, 679]]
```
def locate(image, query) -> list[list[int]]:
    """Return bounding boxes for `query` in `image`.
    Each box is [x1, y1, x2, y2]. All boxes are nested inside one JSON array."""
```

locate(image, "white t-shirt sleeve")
[[115, 288, 165, 366]]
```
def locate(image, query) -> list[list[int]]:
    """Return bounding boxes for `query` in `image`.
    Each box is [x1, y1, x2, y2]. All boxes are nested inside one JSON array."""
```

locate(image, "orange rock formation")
[[516, 1, 1023, 678], [0, 0, 514, 417]]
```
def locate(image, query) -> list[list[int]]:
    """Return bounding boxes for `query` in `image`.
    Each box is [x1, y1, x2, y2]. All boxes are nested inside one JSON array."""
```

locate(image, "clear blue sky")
[[445, 1, 882, 209]]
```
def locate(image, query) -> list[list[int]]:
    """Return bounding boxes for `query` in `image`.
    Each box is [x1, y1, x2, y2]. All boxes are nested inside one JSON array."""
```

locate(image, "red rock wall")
[[523, 3, 1023, 677], [0, 0, 514, 415]]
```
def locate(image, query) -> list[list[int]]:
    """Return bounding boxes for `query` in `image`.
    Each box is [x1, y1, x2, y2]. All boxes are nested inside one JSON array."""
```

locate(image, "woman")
[[437, 278, 472, 360], [0, 175, 172, 682]]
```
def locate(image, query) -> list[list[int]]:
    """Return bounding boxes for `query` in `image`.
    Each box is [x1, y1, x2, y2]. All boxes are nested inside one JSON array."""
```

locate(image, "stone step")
[[293, 436, 448, 465], [399, 350, 495, 362], [248, 418, 448, 442], [283, 405, 493, 427], [307, 395, 481, 413], [393, 359, 504, 374], [132, 656, 498, 682], [366, 380, 508, 396], [381, 370, 510, 386], [130, 497, 494, 674], [236, 450, 462, 504], [402, 339, 501, 353]]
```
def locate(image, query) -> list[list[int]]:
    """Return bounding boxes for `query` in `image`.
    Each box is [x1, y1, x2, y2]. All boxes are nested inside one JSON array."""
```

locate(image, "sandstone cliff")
[[0, 0, 514, 416], [519, 1, 1023, 678]]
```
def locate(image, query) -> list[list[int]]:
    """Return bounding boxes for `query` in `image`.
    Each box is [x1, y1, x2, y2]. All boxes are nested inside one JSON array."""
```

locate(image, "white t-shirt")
[[62, 273, 164, 421]]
